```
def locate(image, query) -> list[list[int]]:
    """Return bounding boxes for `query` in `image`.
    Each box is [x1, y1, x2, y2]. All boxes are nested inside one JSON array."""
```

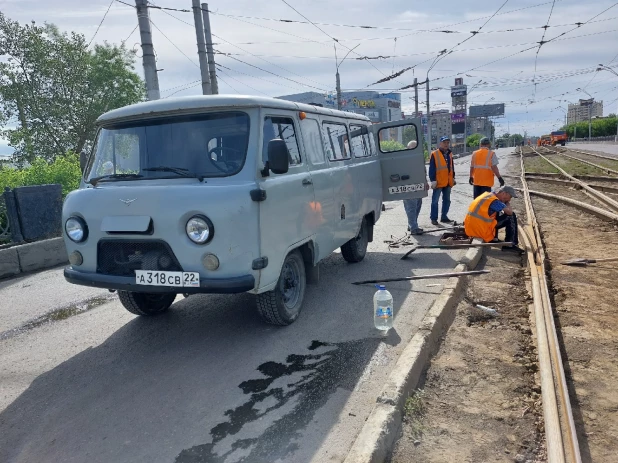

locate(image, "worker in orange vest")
[[428, 136, 456, 226], [469, 137, 504, 198], [464, 185, 524, 254]]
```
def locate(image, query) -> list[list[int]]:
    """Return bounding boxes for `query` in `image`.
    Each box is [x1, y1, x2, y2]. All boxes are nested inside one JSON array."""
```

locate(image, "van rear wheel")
[[118, 291, 176, 316], [257, 250, 306, 326], [341, 218, 369, 263]]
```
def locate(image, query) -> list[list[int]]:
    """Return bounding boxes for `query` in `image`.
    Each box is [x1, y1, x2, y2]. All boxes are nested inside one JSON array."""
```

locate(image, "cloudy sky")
[[1, 0, 618, 155]]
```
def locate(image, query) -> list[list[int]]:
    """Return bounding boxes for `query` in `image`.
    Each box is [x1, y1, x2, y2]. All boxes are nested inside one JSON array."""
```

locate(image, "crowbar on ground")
[[561, 257, 618, 267], [352, 269, 490, 286], [401, 241, 514, 260]]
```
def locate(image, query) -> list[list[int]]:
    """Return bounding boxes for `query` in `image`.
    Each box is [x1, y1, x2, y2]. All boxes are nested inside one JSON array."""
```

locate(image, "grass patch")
[[524, 156, 560, 174], [403, 389, 427, 438]]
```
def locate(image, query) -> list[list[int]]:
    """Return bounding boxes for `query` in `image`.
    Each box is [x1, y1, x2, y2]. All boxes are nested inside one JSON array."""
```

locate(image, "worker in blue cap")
[[428, 136, 456, 226]]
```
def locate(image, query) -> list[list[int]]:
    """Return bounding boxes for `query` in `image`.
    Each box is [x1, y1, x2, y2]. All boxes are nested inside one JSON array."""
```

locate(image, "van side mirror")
[[263, 139, 289, 176], [79, 151, 88, 174]]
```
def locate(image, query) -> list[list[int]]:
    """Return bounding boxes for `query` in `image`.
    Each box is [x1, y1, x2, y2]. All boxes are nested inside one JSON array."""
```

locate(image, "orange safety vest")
[[464, 191, 498, 242], [431, 149, 454, 188], [471, 148, 496, 187]]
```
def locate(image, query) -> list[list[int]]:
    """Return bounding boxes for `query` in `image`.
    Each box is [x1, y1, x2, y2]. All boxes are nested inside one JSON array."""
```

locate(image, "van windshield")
[[85, 111, 250, 183]]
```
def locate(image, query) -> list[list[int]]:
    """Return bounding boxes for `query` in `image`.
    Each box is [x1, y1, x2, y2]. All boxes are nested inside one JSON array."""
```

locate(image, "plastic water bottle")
[[374, 285, 394, 331]]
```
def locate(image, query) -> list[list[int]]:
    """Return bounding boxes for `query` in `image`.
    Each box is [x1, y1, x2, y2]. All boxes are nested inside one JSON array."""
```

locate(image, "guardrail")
[[570, 136, 618, 144]]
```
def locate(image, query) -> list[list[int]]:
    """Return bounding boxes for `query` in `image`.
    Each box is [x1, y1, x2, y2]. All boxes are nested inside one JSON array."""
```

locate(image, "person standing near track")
[[403, 140, 429, 235], [469, 137, 504, 198], [428, 136, 456, 226]]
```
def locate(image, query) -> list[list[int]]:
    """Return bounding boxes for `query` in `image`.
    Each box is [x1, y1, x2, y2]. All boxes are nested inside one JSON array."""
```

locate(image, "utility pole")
[[201, 3, 218, 94], [414, 77, 419, 118], [135, 0, 160, 100], [426, 78, 431, 151], [192, 0, 212, 95], [336, 71, 342, 110]]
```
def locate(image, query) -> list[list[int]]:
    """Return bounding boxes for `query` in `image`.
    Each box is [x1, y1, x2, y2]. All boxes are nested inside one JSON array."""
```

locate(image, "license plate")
[[135, 270, 200, 287], [388, 183, 424, 194]]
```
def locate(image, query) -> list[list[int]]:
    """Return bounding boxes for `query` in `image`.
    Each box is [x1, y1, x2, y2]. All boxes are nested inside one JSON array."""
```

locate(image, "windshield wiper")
[[142, 166, 205, 182], [87, 173, 143, 186]]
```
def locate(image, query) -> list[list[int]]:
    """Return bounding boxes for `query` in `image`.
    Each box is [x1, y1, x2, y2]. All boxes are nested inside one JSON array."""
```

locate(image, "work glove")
[[498, 177, 505, 187], [452, 179, 457, 186], [469, 177, 474, 185], [430, 181, 437, 189]]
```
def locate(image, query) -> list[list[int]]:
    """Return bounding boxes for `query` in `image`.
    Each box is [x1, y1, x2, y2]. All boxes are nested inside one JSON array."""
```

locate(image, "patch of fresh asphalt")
[[0, 152, 504, 463]]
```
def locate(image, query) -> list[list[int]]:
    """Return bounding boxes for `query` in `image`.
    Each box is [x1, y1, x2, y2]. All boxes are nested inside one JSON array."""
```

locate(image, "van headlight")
[[65, 217, 88, 243], [186, 215, 214, 244]]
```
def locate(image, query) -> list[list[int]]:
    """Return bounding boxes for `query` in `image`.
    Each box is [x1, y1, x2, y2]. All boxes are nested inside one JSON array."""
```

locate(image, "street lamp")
[[597, 64, 618, 142], [576, 87, 593, 141], [335, 44, 360, 110]]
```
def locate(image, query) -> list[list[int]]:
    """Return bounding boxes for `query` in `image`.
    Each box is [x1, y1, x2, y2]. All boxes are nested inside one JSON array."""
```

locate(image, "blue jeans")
[[403, 198, 423, 231], [430, 186, 451, 221]]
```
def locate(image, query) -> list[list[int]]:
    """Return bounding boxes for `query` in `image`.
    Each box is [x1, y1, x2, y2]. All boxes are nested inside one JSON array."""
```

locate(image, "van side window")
[[349, 124, 371, 158], [322, 122, 350, 161], [263, 116, 301, 166], [300, 118, 326, 165]]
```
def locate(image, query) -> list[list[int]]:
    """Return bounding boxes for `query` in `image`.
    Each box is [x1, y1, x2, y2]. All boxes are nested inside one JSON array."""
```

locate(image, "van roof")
[[96, 94, 371, 125]]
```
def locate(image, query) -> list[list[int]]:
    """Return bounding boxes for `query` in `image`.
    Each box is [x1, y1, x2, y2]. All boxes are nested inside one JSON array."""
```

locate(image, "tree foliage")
[[562, 116, 618, 138], [0, 151, 81, 196], [380, 140, 407, 152], [466, 133, 483, 148], [0, 13, 145, 164]]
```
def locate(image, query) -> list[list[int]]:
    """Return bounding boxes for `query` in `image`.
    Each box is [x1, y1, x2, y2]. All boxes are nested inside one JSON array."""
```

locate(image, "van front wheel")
[[118, 291, 176, 316], [341, 218, 369, 263], [257, 250, 306, 326]]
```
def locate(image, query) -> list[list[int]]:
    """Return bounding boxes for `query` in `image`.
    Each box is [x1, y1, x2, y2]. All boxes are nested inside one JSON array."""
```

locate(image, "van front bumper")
[[64, 267, 255, 294]]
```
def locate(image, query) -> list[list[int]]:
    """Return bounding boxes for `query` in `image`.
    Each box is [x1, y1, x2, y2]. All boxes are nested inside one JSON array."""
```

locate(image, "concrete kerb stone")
[[343, 239, 484, 463], [0, 246, 21, 279], [0, 237, 68, 279]]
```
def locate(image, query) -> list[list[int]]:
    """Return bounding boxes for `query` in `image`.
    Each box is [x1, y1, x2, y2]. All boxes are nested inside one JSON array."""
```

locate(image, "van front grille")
[[97, 240, 183, 277]]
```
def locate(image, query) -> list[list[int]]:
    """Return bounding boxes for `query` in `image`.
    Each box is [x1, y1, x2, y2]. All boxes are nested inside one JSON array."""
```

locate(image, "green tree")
[[466, 133, 483, 148], [380, 140, 407, 152], [0, 13, 145, 164], [402, 126, 417, 147], [562, 116, 618, 138]]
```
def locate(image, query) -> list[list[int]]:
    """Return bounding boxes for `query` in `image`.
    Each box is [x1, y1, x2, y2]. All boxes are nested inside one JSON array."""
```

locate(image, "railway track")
[[519, 146, 582, 463]]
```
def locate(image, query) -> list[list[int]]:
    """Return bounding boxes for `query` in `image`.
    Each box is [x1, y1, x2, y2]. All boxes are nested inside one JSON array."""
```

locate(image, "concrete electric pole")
[[414, 77, 419, 118], [135, 0, 160, 100], [201, 3, 218, 94], [192, 0, 212, 95], [426, 79, 431, 151]]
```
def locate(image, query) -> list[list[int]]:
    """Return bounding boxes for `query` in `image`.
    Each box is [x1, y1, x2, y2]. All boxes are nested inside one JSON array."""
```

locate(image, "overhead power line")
[[89, 0, 115, 47]]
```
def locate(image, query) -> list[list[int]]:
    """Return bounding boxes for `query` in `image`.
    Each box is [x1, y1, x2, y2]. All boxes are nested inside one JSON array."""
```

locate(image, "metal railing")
[[570, 136, 618, 144]]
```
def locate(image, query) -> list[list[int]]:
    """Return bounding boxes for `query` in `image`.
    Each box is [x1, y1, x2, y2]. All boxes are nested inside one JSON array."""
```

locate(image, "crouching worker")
[[463, 185, 524, 254]]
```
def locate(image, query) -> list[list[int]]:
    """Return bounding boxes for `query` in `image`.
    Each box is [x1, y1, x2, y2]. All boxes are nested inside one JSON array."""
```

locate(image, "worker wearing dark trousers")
[[463, 185, 523, 254], [429, 136, 455, 226], [469, 137, 504, 198]]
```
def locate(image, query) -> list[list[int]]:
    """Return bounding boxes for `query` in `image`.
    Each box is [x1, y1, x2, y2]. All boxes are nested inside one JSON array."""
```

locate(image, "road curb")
[[0, 237, 67, 280], [343, 240, 483, 463]]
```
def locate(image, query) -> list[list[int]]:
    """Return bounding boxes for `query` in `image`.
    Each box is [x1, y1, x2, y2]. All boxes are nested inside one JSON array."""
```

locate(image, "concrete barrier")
[[0, 237, 67, 280]]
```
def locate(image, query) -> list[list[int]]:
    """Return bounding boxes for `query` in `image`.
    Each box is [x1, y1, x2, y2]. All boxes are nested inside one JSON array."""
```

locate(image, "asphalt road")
[[566, 142, 618, 157], [0, 149, 516, 463]]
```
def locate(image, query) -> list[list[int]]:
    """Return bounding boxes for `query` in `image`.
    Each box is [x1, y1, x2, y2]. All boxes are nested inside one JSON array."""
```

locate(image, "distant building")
[[568, 100, 603, 124], [276, 91, 402, 124]]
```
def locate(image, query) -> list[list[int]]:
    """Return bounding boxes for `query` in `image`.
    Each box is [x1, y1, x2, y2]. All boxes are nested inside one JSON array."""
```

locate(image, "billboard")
[[469, 103, 505, 117], [451, 85, 467, 97], [451, 112, 466, 123], [451, 122, 465, 134]]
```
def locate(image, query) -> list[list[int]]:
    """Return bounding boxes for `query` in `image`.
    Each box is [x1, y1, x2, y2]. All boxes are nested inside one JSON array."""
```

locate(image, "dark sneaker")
[[431, 220, 440, 226], [440, 217, 454, 224], [411, 228, 424, 235], [502, 245, 525, 255]]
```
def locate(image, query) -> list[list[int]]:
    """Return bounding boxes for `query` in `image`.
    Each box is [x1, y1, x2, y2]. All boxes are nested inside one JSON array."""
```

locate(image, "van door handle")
[[302, 178, 313, 186]]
